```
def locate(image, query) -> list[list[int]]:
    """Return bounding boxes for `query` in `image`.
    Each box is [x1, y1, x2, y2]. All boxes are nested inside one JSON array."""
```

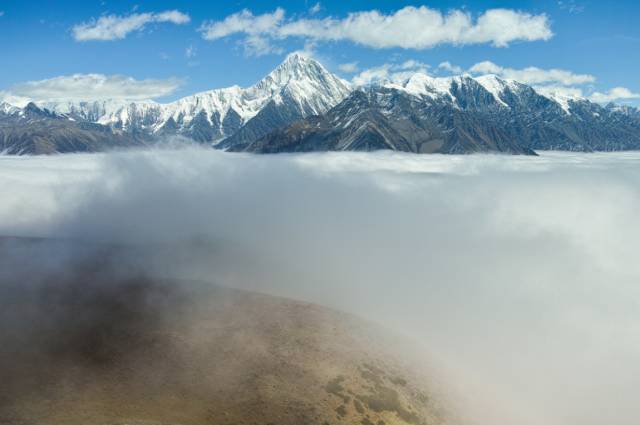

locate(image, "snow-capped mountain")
[[2, 55, 640, 155], [234, 84, 535, 155], [237, 72, 640, 154], [40, 53, 351, 144], [0, 103, 141, 155]]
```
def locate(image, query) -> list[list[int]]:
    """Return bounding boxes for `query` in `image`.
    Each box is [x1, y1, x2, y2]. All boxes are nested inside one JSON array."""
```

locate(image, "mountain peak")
[[282, 52, 313, 65], [261, 53, 332, 88]]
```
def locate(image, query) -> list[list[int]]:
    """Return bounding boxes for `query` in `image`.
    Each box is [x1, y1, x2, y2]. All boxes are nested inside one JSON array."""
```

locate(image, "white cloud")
[[438, 61, 463, 74], [469, 60, 595, 85], [200, 6, 552, 54], [351, 60, 430, 86], [588, 87, 640, 103], [310, 2, 321, 14], [338, 62, 359, 73], [72, 10, 190, 41], [3, 74, 183, 103], [199, 8, 285, 56], [200, 8, 284, 40], [534, 85, 584, 99]]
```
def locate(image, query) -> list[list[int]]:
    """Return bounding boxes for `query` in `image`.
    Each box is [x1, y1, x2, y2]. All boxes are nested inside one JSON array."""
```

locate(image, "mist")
[[2, 148, 640, 425]]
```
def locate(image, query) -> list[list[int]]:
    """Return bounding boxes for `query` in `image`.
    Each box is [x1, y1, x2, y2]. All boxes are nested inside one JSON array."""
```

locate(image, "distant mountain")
[[236, 84, 535, 155], [237, 73, 640, 154], [40, 54, 351, 145], [0, 103, 142, 155], [2, 54, 640, 155]]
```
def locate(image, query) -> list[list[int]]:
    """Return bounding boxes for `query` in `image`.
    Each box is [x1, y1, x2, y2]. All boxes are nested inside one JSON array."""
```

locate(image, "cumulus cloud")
[[199, 6, 553, 55], [2, 148, 640, 425], [352, 60, 429, 85], [3, 74, 183, 103], [588, 87, 640, 103], [72, 10, 190, 41], [199, 8, 285, 56]]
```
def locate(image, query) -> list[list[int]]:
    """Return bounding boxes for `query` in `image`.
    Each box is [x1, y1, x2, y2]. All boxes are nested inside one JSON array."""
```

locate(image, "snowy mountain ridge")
[[37, 53, 351, 143], [3, 54, 640, 155]]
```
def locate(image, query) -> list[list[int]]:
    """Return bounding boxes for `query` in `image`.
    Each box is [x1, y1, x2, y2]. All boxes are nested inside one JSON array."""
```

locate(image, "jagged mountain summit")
[[40, 53, 352, 145], [237, 72, 640, 154], [2, 54, 640, 155]]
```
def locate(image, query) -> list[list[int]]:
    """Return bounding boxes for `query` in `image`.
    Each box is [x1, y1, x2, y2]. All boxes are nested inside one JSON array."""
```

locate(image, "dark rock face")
[[0, 103, 143, 155], [235, 87, 536, 155], [217, 97, 310, 150]]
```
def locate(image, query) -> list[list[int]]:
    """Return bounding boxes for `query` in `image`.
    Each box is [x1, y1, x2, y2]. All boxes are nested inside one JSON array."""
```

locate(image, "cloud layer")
[[3, 74, 182, 103], [200, 6, 553, 56], [2, 148, 640, 425], [72, 10, 190, 41]]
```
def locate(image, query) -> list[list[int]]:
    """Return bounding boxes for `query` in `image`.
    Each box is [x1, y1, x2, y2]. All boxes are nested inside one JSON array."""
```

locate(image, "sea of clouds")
[[2, 148, 640, 425]]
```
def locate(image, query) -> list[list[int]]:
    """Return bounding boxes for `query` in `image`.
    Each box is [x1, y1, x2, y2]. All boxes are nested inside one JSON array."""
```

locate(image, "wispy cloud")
[[72, 10, 190, 41], [558, 1, 585, 14], [185, 45, 197, 59], [309, 2, 321, 15], [2, 74, 183, 103], [338, 62, 359, 73], [468, 61, 595, 85], [200, 6, 553, 56], [437, 61, 463, 74]]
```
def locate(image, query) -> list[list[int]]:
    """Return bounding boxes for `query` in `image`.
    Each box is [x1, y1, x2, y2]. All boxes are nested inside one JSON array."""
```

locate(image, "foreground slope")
[[0, 237, 460, 425]]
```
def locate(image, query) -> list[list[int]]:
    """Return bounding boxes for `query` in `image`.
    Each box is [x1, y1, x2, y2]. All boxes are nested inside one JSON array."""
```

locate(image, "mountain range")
[[2, 53, 640, 155]]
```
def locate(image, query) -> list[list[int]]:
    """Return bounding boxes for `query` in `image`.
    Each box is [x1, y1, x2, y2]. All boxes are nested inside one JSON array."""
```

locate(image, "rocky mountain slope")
[[2, 54, 640, 155], [236, 83, 536, 154], [0, 236, 462, 425], [0, 102, 142, 155], [40, 53, 351, 144], [238, 73, 640, 154]]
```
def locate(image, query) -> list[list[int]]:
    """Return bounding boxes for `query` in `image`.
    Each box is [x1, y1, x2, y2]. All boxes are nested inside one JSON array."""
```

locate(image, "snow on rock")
[[35, 53, 351, 141]]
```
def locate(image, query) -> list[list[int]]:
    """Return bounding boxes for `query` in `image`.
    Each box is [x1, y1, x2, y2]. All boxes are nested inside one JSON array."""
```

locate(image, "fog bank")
[[2, 148, 640, 425]]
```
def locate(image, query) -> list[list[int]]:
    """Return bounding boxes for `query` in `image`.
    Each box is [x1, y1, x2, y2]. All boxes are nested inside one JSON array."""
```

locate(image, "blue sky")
[[1, 0, 639, 105]]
